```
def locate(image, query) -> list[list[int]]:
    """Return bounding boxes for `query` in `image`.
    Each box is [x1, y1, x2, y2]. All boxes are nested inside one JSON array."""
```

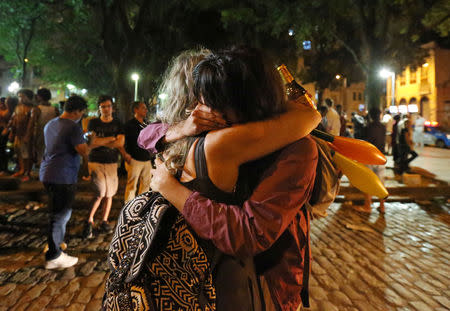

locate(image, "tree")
[[252, 0, 444, 110], [0, 1, 53, 87]]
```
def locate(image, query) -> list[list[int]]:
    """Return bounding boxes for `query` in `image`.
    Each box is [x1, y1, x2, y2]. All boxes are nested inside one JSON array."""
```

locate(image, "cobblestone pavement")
[[0, 197, 449, 310]]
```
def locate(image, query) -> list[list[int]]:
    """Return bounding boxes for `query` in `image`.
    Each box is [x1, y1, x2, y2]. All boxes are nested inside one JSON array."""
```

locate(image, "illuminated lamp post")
[[131, 73, 140, 101], [379, 68, 395, 108]]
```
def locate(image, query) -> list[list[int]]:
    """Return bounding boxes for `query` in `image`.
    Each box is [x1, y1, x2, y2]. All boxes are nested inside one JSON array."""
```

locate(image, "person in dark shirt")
[[119, 101, 153, 203], [83, 95, 124, 238], [354, 107, 386, 213], [351, 111, 366, 139], [398, 118, 418, 174]]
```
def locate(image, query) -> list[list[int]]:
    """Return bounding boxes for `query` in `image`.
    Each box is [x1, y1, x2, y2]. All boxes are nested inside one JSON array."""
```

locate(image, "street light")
[[8, 81, 20, 93], [131, 73, 139, 101], [379, 68, 395, 107]]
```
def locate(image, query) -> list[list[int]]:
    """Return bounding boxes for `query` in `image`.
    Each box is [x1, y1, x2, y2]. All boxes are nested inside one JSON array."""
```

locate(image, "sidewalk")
[[2, 151, 448, 203]]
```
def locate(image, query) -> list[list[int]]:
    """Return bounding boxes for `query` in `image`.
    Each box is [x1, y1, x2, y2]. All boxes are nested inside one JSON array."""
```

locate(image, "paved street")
[[0, 197, 449, 310], [410, 147, 450, 183]]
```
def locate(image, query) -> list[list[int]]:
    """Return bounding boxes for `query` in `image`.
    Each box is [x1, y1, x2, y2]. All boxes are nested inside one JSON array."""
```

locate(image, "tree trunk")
[[21, 61, 28, 88], [364, 63, 383, 111], [112, 63, 133, 123]]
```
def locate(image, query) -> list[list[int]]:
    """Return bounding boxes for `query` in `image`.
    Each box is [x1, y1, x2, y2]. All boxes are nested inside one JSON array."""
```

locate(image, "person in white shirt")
[[382, 109, 394, 154], [413, 114, 425, 148], [324, 98, 341, 136]]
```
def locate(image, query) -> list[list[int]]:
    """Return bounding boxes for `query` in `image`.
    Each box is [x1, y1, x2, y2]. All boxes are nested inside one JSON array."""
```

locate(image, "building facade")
[[385, 42, 450, 128]]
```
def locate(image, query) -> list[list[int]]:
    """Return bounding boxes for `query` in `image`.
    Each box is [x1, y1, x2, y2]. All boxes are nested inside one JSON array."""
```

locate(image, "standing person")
[[83, 95, 124, 238], [119, 101, 153, 203], [413, 113, 425, 148], [398, 118, 418, 174], [382, 109, 394, 154], [317, 105, 329, 132], [29, 88, 59, 167], [39, 95, 89, 269], [351, 111, 366, 139], [324, 98, 341, 136], [354, 108, 386, 213], [0, 97, 15, 175], [336, 104, 348, 136], [391, 114, 401, 167], [10, 89, 34, 180]]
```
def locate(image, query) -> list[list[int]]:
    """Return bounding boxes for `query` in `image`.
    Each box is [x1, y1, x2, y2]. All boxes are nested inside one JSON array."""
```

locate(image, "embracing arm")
[[152, 137, 318, 257], [206, 101, 321, 165], [137, 104, 227, 153]]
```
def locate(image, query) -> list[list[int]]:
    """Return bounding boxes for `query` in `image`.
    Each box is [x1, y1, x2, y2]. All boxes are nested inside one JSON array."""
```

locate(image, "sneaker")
[[100, 221, 113, 233], [82, 221, 93, 239], [45, 252, 78, 269]]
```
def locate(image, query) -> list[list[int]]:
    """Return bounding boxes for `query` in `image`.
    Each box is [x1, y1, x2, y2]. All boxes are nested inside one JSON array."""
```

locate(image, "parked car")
[[423, 123, 450, 148]]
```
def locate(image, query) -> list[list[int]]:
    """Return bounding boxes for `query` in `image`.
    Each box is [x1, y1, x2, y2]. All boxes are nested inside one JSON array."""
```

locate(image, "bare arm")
[[74, 143, 90, 177], [118, 146, 132, 163], [151, 138, 318, 257], [163, 103, 228, 143], [89, 135, 116, 148], [104, 134, 125, 148], [151, 158, 193, 210], [206, 99, 321, 165]]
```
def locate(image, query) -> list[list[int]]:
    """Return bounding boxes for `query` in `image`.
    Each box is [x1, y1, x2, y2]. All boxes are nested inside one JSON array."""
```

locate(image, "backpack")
[[307, 136, 342, 218]]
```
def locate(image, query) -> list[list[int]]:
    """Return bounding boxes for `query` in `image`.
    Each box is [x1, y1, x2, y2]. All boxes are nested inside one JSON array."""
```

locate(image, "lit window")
[[421, 65, 429, 82], [410, 68, 417, 84], [399, 72, 406, 85]]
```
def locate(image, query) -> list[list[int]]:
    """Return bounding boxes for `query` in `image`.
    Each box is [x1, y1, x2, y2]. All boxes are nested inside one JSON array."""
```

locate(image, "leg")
[[88, 196, 103, 224], [406, 150, 418, 165], [102, 163, 119, 222], [137, 160, 152, 196], [378, 199, 385, 214], [21, 141, 31, 177], [88, 163, 107, 224], [102, 197, 113, 222], [124, 159, 140, 203], [45, 183, 76, 260], [12, 138, 24, 176]]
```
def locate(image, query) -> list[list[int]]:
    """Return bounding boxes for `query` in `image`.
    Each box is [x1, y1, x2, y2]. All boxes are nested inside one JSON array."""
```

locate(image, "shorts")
[[368, 164, 385, 183], [14, 137, 29, 159], [89, 162, 119, 198]]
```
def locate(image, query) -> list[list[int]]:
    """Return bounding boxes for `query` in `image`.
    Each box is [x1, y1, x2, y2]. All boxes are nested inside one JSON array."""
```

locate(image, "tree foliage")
[[1, 0, 447, 113], [0, 1, 55, 86]]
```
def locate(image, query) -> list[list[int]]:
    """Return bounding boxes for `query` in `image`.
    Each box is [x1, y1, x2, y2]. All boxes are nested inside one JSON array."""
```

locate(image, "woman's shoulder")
[[281, 135, 318, 158]]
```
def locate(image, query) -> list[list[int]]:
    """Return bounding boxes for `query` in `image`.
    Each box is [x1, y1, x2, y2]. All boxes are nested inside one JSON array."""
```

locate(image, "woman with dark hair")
[[105, 47, 320, 310]]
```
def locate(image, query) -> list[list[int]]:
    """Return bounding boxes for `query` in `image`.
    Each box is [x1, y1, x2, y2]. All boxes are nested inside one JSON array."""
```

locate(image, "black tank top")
[[181, 136, 238, 204], [180, 136, 264, 311]]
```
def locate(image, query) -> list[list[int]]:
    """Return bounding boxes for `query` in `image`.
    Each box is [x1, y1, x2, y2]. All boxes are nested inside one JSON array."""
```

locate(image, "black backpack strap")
[[300, 206, 311, 308], [194, 136, 209, 179]]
